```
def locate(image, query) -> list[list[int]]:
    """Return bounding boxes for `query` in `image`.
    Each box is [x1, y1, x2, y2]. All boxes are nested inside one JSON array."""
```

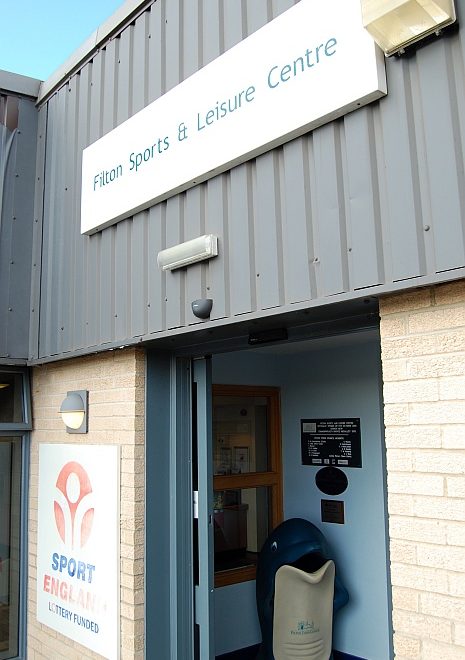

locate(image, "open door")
[[192, 357, 215, 659]]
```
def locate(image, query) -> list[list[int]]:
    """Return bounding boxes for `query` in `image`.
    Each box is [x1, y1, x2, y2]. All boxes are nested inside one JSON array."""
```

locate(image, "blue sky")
[[0, 0, 126, 81]]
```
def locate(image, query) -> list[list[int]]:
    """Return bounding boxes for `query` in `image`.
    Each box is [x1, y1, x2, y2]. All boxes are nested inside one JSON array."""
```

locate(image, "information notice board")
[[301, 418, 362, 468]]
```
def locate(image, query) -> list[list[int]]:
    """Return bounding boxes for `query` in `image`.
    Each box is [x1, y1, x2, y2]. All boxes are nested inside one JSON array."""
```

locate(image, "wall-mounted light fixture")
[[60, 390, 88, 434], [157, 234, 218, 271], [361, 0, 457, 56]]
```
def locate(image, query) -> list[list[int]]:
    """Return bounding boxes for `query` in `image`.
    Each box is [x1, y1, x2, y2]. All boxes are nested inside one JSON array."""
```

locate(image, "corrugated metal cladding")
[[32, 0, 465, 361], [0, 94, 37, 362]]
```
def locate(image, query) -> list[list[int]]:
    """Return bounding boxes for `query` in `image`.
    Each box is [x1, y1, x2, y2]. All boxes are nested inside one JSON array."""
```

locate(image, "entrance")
[[146, 327, 392, 660]]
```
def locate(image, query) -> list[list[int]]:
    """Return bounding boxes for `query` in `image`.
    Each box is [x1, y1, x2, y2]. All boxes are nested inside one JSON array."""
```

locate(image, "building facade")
[[1, 1, 465, 659]]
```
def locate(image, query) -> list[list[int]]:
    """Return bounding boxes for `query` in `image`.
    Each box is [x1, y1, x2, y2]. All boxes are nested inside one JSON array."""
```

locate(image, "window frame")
[[0, 366, 30, 660], [0, 368, 32, 432], [212, 384, 283, 588]]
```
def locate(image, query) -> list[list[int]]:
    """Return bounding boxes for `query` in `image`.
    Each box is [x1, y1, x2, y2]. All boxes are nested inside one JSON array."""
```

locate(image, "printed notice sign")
[[37, 444, 119, 659], [301, 418, 362, 468], [81, 0, 386, 234]]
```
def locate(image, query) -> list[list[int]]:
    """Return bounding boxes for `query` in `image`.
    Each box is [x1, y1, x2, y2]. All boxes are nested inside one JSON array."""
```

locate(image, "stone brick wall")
[[27, 348, 145, 660], [380, 281, 465, 659]]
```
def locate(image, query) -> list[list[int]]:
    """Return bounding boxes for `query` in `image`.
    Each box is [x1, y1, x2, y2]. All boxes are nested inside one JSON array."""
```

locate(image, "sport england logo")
[[54, 462, 95, 550]]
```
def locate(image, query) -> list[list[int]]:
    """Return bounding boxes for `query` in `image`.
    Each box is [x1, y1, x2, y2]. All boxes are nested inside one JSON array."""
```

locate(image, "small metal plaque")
[[301, 418, 362, 468], [321, 499, 345, 524]]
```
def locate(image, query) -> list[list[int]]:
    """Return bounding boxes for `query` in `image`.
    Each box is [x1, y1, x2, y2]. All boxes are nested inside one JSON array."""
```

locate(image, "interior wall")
[[212, 331, 391, 659], [279, 337, 391, 659]]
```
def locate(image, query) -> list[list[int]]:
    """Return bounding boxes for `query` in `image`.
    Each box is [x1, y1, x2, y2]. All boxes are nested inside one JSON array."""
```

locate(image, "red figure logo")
[[54, 461, 94, 549]]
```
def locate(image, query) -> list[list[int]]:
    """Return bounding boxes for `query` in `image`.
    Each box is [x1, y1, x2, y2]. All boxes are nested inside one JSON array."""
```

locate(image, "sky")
[[0, 0, 127, 81]]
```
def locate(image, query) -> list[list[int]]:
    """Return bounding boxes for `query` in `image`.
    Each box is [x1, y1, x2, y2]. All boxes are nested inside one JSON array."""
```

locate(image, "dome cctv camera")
[[191, 298, 213, 319]]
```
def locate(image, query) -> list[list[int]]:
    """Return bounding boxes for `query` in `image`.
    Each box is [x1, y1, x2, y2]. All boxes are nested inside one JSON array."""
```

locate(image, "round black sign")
[[315, 466, 348, 496]]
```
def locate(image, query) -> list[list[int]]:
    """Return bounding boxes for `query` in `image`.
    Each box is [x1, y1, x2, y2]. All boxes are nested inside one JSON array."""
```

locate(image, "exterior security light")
[[60, 390, 88, 434], [157, 234, 218, 271], [361, 0, 457, 56]]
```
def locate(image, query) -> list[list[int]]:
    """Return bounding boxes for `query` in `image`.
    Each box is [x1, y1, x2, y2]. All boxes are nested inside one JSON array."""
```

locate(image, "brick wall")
[[27, 348, 145, 660], [380, 281, 465, 659]]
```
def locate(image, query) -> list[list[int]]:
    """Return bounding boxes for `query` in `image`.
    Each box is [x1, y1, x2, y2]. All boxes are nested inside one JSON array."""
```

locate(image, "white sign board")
[[81, 0, 386, 234], [37, 444, 120, 659]]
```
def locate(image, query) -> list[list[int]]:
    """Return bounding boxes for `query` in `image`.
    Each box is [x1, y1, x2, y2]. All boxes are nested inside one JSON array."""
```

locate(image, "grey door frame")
[[192, 357, 215, 659], [145, 352, 214, 660]]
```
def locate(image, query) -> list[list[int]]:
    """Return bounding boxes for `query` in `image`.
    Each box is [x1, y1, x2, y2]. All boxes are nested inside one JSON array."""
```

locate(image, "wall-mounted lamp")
[[361, 0, 457, 56], [60, 390, 88, 434], [157, 234, 218, 271]]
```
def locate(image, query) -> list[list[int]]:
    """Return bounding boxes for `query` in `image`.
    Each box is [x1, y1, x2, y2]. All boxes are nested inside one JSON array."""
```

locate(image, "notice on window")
[[301, 418, 362, 468]]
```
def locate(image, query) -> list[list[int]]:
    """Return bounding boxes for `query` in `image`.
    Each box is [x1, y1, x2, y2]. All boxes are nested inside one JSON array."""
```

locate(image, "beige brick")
[[414, 451, 465, 475], [389, 516, 446, 544], [392, 586, 420, 612], [407, 354, 465, 379], [436, 329, 465, 354], [380, 315, 409, 337], [388, 494, 415, 516], [383, 379, 439, 404], [384, 403, 410, 425], [454, 622, 465, 646], [421, 592, 465, 621], [385, 426, 441, 449], [442, 426, 465, 449], [417, 544, 465, 573], [379, 288, 432, 314], [387, 449, 414, 471], [448, 572, 465, 597], [388, 473, 444, 496], [422, 639, 465, 659], [434, 281, 465, 306], [393, 634, 421, 659], [439, 376, 465, 401], [391, 562, 449, 594], [445, 521, 465, 547], [381, 358, 408, 381], [447, 477, 465, 499], [410, 400, 465, 425], [390, 538, 418, 563], [413, 496, 465, 521], [382, 335, 438, 359], [408, 307, 465, 334], [393, 609, 453, 643]]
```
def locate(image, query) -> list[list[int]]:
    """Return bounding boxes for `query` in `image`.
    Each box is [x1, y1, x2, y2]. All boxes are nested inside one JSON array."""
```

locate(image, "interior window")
[[0, 373, 24, 424], [212, 385, 282, 587]]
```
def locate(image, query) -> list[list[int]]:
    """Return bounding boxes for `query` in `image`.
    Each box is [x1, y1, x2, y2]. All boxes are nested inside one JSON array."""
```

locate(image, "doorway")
[[212, 329, 392, 659], [145, 327, 392, 660]]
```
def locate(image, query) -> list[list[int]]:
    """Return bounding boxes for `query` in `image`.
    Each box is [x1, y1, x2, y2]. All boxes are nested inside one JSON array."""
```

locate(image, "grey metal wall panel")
[[313, 123, 349, 296], [344, 109, 384, 290], [228, 163, 255, 317], [254, 151, 283, 310], [281, 139, 312, 304], [32, 0, 465, 361], [206, 176, 228, 322], [29, 107, 47, 360], [418, 42, 465, 272], [380, 60, 425, 281], [0, 95, 37, 362]]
